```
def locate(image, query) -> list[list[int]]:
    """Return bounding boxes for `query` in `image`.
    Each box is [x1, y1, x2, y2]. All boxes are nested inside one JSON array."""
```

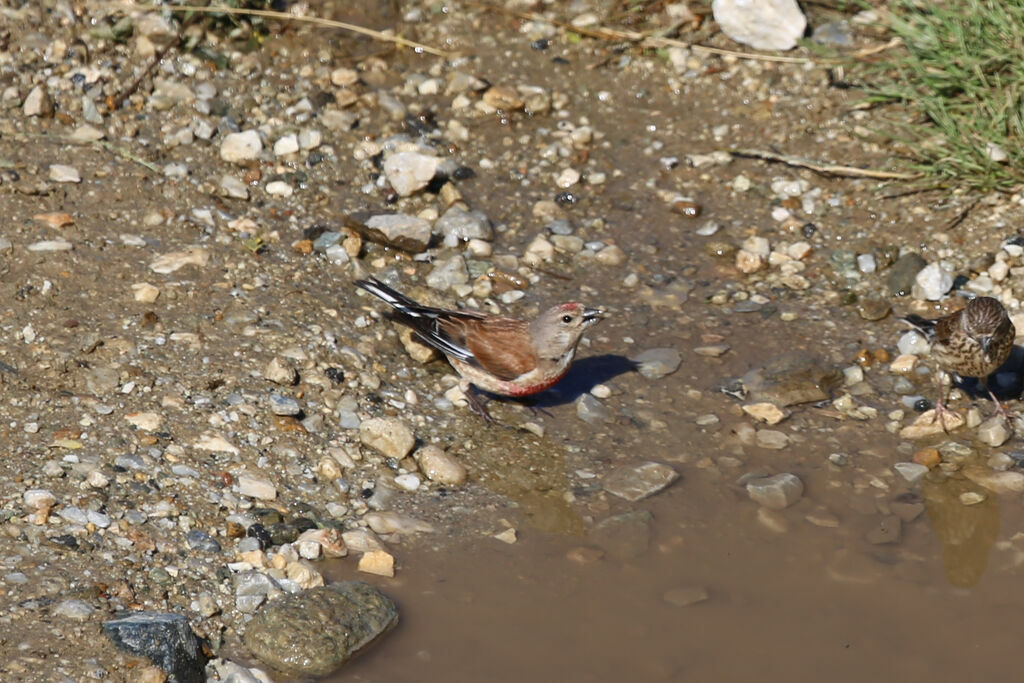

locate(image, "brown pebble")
[[53, 428, 83, 440], [913, 448, 941, 468], [873, 348, 891, 364], [273, 415, 306, 432], [854, 349, 872, 367], [488, 270, 528, 293], [242, 167, 262, 185], [225, 521, 246, 538], [292, 239, 313, 255], [138, 435, 158, 446], [33, 212, 74, 228], [671, 200, 702, 218]]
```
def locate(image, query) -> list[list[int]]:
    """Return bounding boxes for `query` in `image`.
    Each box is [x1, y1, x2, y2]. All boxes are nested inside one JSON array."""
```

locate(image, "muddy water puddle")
[[326, 469, 1024, 682]]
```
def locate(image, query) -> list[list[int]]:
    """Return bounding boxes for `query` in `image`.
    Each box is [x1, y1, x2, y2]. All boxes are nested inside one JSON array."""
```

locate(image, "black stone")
[[246, 523, 272, 549], [103, 612, 207, 683]]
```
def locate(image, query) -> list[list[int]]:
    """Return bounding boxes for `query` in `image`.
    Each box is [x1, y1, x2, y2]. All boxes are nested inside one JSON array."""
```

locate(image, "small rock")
[[742, 402, 788, 425], [893, 462, 929, 485], [977, 416, 1011, 447], [49, 164, 81, 183], [363, 511, 434, 535], [125, 412, 162, 432], [23, 85, 54, 117], [576, 394, 610, 424], [755, 430, 789, 449], [745, 473, 803, 509], [269, 394, 302, 416], [132, 282, 160, 303], [630, 348, 682, 379], [263, 357, 298, 386], [694, 344, 730, 357], [345, 212, 432, 253], [602, 462, 679, 502], [220, 130, 263, 163], [359, 418, 415, 459], [914, 262, 953, 301], [912, 448, 941, 468], [103, 612, 207, 683], [434, 206, 494, 244], [394, 473, 421, 491], [54, 599, 94, 620], [27, 239, 73, 252], [662, 586, 709, 608], [358, 550, 396, 577], [900, 410, 965, 438], [887, 252, 927, 296], [150, 248, 210, 274], [243, 582, 398, 677], [962, 467, 1024, 494], [237, 474, 276, 500], [414, 445, 467, 486], [383, 151, 438, 197], [712, 0, 806, 50], [493, 528, 517, 544], [273, 134, 299, 156]]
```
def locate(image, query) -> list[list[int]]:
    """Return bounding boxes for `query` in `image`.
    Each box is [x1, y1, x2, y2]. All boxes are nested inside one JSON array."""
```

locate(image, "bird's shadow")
[[958, 344, 1024, 401], [498, 354, 638, 409]]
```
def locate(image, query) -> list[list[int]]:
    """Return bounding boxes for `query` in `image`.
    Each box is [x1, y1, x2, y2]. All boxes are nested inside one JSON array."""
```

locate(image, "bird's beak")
[[583, 307, 606, 323], [979, 335, 992, 354]]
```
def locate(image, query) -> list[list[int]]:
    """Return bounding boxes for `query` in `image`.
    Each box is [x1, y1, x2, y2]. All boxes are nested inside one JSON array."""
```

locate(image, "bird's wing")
[[932, 310, 962, 343], [461, 318, 536, 381]]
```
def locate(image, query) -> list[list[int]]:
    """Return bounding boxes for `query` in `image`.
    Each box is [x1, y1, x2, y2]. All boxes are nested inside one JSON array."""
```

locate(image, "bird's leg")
[[980, 377, 1014, 430], [932, 370, 951, 433], [460, 380, 496, 424]]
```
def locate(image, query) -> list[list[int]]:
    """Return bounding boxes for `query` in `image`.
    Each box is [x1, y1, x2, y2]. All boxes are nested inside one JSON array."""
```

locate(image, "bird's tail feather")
[[354, 278, 430, 318], [899, 314, 937, 338]]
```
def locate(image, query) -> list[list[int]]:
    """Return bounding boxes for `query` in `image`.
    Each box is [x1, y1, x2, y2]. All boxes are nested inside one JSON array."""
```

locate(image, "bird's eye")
[[561, 314, 573, 323]]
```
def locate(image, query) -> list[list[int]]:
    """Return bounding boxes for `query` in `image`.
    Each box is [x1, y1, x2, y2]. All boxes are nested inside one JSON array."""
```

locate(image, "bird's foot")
[[932, 400, 952, 434]]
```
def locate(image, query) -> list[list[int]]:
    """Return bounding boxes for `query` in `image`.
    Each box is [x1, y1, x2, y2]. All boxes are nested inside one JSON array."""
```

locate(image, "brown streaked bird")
[[902, 296, 1015, 430], [355, 277, 606, 421]]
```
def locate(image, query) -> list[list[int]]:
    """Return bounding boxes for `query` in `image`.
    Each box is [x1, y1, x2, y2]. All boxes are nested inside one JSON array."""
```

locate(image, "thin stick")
[[105, 2, 450, 57], [730, 148, 921, 180]]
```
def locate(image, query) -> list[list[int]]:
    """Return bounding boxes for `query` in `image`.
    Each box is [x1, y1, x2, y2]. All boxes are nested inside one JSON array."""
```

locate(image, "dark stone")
[[103, 612, 207, 683], [887, 252, 927, 296], [251, 508, 283, 525], [243, 582, 399, 677], [246, 523, 272, 549], [266, 522, 300, 545]]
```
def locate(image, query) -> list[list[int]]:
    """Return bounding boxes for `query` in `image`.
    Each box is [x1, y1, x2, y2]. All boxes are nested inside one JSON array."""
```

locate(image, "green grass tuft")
[[861, 0, 1024, 191]]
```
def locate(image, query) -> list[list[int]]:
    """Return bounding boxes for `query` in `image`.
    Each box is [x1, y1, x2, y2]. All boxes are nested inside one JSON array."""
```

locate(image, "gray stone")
[[712, 0, 806, 51], [186, 530, 222, 553], [745, 473, 803, 509], [575, 394, 610, 424], [269, 394, 301, 416], [425, 254, 469, 290], [243, 582, 398, 677], [220, 130, 263, 163], [263, 357, 298, 386], [53, 599, 94, 620], [434, 206, 494, 246], [602, 462, 679, 502], [345, 212, 432, 253], [103, 611, 207, 683], [662, 586, 709, 607], [630, 347, 682, 379], [893, 462, 928, 485], [887, 252, 927, 297], [382, 151, 438, 197]]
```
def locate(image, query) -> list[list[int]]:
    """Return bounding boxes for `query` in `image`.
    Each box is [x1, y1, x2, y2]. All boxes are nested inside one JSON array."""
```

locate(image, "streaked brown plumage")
[[355, 277, 605, 420], [902, 296, 1015, 429]]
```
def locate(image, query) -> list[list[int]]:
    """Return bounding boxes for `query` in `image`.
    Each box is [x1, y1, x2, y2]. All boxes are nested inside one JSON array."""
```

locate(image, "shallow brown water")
[[326, 466, 1024, 683]]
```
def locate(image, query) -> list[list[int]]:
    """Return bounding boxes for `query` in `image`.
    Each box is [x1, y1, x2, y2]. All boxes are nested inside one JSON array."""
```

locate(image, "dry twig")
[[730, 148, 921, 180]]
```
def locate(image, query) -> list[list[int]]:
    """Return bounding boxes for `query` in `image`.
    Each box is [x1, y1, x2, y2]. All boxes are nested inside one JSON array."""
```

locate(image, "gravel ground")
[[3, 1, 1024, 680]]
